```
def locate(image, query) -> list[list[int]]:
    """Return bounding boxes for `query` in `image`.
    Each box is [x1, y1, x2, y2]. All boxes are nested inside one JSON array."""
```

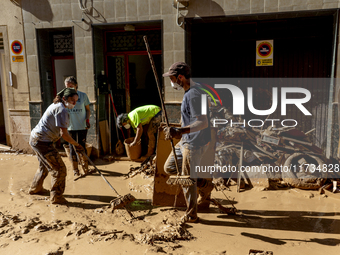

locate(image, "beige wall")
[[16, 0, 340, 153], [0, 0, 30, 151]]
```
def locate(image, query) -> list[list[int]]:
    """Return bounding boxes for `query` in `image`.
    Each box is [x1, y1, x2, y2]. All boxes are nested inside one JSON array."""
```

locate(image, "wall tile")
[[115, 0, 126, 18], [27, 55, 38, 72], [116, 17, 127, 22], [61, 3, 72, 21], [238, 0, 251, 10], [224, 0, 238, 10], [278, 6, 294, 11], [163, 14, 175, 33], [25, 39, 36, 56], [137, 15, 149, 21], [265, 6, 279, 12], [93, 1, 104, 16], [150, 0, 161, 15], [307, 0, 322, 4], [323, 2, 338, 8], [173, 32, 184, 51], [307, 3, 323, 9], [84, 37, 93, 54], [104, 1, 115, 19], [28, 71, 39, 88], [238, 8, 251, 14], [279, 0, 293, 7], [86, 54, 93, 71], [24, 23, 35, 40], [138, 0, 149, 16], [173, 50, 185, 63], [77, 70, 87, 89], [29, 86, 41, 101], [52, 4, 62, 21], [251, 7, 265, 13], [164, 50, 174, 71], [265, 0, 278, 7], [163, 33, 173, 51], [293, 4, 309, 10], [251, 0, 265, 9], [293, 0, 307, 5], [161, 0, 174, 15], [150, 15, 162, 20], [75, 37, 85, 60], [126, 0, 138, 18]]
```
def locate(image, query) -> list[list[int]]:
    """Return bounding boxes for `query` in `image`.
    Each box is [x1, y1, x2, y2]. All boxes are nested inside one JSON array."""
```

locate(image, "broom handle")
[[143, 36, 181, 176], [109, 90, 125, 140], [79, 149, 135, 218], [73, 145, 120, 196]]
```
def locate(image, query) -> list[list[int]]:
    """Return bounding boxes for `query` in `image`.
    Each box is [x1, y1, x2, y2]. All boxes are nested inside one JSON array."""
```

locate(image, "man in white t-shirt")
[[64, 76, 91, 177]]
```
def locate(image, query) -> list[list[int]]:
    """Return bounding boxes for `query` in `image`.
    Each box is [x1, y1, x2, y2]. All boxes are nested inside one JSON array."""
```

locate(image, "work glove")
[[74, 144, 85, 153], [86, 119, 90, 129], [163, 126, 182, 140]]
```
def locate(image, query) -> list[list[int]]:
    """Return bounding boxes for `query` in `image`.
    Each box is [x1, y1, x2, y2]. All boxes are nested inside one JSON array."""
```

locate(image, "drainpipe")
[[326, 9, 339, 158]]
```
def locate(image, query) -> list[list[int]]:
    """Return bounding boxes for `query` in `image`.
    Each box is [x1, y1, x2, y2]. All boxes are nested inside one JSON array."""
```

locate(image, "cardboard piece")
[[152, 129, 185, 207], [152, 128, 217, 207]]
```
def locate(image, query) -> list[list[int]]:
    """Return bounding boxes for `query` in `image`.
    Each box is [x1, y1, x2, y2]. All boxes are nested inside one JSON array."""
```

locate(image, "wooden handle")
[[143, 36, 181, 176]]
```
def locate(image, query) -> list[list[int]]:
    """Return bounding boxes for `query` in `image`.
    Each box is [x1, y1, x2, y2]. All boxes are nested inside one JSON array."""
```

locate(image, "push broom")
[[72, 145, 136, 218], [143, 36, 194, 187]]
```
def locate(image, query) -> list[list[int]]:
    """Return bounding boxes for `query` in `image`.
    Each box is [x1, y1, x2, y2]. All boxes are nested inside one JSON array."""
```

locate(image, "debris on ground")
[[127, 154, 156, 179], [249, 250, 273, 255], [134, 210, 193, 245], [209, 101, 340, 190]]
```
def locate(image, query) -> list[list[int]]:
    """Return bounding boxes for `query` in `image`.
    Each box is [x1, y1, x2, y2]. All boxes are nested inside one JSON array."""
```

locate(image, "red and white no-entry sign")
[[256, 40, 273, 66], [10, 40, 24, 62]]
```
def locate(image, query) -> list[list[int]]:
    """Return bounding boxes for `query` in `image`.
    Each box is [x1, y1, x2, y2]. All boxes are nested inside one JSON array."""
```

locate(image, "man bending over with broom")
[[162, 62, 214, 223]]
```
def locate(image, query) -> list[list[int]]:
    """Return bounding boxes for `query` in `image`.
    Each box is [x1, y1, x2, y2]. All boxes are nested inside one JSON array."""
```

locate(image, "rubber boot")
[[81, 158, 89, 175], [197, 179, 214, 211], [145, 146, 155, 157], [72, 160, 80, 177]]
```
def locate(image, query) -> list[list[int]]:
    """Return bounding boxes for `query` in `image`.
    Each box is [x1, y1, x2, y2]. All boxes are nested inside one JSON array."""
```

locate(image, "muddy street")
[[0, 152, 340, 255]]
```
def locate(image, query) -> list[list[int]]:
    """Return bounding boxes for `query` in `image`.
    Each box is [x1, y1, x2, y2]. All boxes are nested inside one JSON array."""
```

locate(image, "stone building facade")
[[1, 0, 340, 156]]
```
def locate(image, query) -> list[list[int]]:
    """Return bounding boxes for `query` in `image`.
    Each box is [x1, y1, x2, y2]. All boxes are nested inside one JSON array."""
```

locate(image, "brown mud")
[[0, 152, 340, 255]]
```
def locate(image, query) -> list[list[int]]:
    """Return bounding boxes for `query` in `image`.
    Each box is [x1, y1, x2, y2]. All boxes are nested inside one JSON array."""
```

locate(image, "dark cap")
[[162, 62, 191, 77], [57, 88, 78, 98]]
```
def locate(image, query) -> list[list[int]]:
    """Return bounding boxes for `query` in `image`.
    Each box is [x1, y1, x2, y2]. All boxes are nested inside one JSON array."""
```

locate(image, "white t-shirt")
[[67, 90, 90, 131], [31, 102, 69, 143]]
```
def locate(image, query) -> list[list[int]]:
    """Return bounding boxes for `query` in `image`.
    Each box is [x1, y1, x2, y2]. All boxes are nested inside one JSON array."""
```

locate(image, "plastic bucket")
[[124, 137, 141, 160]]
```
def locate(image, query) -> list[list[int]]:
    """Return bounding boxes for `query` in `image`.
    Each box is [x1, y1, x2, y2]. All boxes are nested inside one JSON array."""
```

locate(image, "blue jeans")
[[164, 141, 209, 218]]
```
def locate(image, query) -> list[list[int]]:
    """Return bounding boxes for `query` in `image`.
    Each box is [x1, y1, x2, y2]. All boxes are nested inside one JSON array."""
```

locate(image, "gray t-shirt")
[[31, 102, 70, 143]]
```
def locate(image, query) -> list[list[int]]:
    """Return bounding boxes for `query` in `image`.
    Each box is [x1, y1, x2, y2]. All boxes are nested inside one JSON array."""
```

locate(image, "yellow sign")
[[256, 40, 273, 66]]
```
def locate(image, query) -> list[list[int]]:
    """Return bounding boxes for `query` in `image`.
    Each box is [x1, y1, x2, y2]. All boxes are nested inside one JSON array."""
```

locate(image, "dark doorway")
[[188, 14, 334, 78], [187, 12, 336, 150], [93, 23, 162, 155]]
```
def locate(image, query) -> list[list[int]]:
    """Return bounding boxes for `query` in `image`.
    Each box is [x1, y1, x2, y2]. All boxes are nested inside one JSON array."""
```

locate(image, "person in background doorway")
[[117, 105, 162, 157], [28, 88, 85, 205], [64, 76, 91, 177]]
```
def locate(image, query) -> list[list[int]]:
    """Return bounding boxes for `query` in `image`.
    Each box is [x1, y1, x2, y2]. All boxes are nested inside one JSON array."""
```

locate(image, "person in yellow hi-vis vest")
[[117, 105, 162, 157]]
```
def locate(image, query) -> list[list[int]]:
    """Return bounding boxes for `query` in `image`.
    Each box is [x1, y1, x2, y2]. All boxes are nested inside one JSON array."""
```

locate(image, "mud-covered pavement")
[[1, 152, 340, 255]]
